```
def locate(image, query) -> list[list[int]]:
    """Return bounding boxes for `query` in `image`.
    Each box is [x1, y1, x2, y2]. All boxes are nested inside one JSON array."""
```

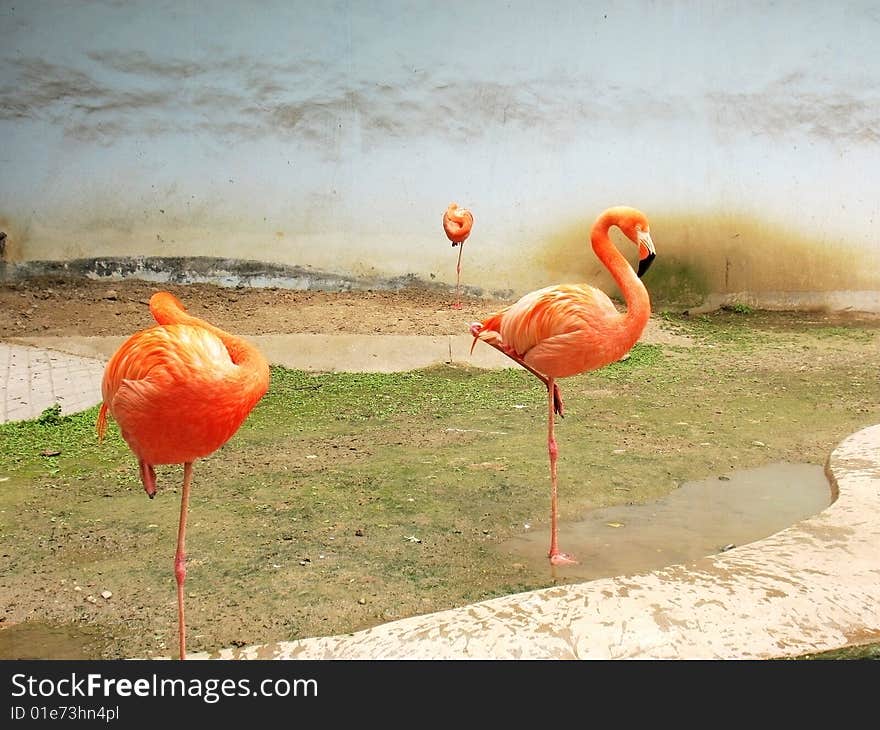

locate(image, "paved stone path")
[[1, 342, 105, 423]]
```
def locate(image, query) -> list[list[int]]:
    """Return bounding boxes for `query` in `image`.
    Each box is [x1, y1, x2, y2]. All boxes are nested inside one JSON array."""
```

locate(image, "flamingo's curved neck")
[[590, 213, 651, 336], [150, 296, 268, 373]]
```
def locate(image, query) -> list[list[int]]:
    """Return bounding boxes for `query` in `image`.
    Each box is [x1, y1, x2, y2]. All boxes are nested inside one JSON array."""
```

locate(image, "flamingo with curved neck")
[[97, 291, 270, 658], [443, 202, 474, 309], [470, 206, 656, 566]]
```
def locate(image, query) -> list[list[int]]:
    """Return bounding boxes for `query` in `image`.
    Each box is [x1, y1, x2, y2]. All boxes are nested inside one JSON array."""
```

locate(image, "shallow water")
[[498, 461, 832, 582], [0, 621, 112, 660]]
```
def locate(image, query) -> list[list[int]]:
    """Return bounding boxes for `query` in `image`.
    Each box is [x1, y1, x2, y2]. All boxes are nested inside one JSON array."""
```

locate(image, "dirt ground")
[[0, 277, 497, 338], [1, 275, 872, 347]]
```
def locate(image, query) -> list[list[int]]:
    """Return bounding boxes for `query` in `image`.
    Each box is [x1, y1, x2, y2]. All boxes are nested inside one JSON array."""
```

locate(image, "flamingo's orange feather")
[[443, 203, 473, 245]]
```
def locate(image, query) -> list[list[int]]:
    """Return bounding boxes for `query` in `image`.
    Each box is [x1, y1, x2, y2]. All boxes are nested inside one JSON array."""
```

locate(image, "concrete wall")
[[2, 1, 879, 310]]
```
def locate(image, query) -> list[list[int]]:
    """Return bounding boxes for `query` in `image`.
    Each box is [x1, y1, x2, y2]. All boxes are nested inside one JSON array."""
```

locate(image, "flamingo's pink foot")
[[551, 384, 565, 417], [549, 551, 578, 566], [452, 302, 462, 310], [139, 460, 157, 499]]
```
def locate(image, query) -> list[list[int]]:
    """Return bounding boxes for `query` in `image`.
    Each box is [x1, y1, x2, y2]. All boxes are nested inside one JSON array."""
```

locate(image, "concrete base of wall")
[[4, 256, 878, 314], [0, 256, 511, 300]]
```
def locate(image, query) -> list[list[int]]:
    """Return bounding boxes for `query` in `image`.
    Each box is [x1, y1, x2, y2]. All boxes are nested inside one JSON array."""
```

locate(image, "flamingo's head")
[[605, 206, 656, 278]]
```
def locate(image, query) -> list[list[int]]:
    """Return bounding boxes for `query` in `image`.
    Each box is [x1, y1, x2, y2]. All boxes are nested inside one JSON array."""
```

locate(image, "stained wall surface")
[[2, 1, 879, 308]]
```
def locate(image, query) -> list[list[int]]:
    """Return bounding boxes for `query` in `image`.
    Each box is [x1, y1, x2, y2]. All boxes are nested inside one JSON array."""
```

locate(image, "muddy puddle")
[[0, 621, 113, 660], [499, 462, 832, 582]]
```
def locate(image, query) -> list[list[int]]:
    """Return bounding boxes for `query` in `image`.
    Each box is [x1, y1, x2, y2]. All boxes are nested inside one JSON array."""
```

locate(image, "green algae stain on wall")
[[652, 210, 880, 294], [523, 216, 708, 309], [526, 208, 880, 311], [639, 259, 709, 309]]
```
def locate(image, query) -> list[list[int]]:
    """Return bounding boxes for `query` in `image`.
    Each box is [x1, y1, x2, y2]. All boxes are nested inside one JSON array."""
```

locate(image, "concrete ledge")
[[8, 334, 515, 374], [9, 319, 688, 376], [188, 423, 880, 660], [257, 334, 512, 372], [0, 333, 589, 425]]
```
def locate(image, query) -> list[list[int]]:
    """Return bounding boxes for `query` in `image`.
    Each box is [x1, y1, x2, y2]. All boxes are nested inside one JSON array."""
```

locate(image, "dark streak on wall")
[[0, 255, 514, 300]]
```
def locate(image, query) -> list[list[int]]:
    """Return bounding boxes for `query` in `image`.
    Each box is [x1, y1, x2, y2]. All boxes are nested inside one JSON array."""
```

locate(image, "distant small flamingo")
[[97, 291, 270, 659], [470, 206, 656, 566], [443, 202, 474, 309]]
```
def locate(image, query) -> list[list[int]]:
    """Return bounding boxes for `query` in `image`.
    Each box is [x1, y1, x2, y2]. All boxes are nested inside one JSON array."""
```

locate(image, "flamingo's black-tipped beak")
[[469, 322, 482, 355], [637, 252, 656, 278]]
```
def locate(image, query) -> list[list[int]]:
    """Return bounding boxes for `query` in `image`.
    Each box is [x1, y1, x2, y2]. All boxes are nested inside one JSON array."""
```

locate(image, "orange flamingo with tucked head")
[[470, 206, 656, 566], [443, 202, 474, 309], [97, 291, 270, 659]]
